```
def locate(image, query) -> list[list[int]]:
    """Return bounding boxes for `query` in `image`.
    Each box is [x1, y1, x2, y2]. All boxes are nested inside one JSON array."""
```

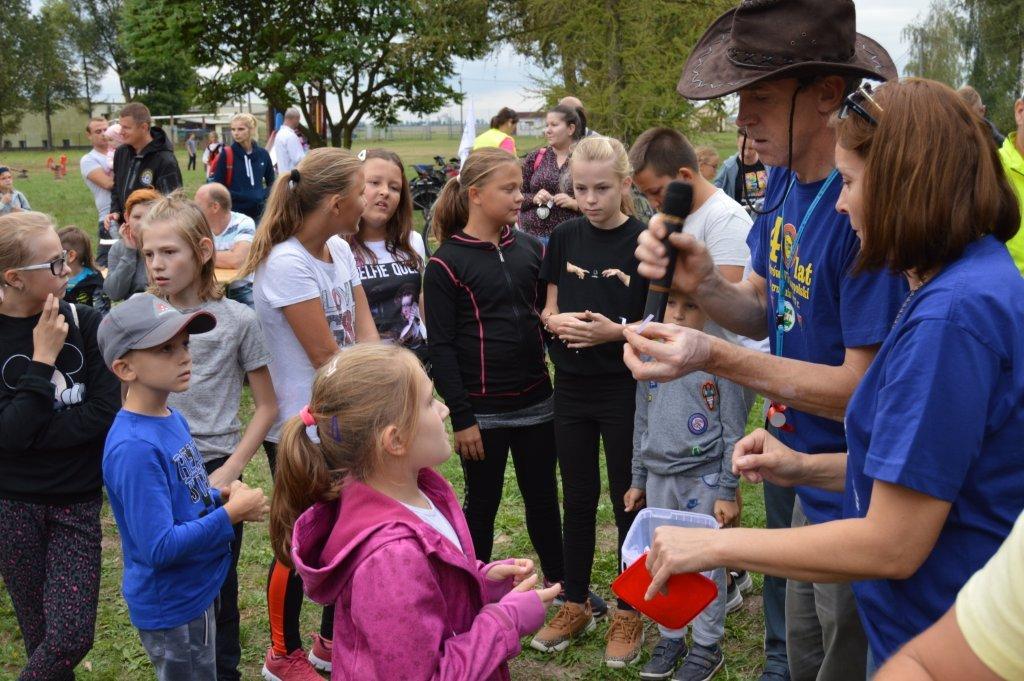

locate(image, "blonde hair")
[[231, 113, 259, 141], [137, 192, 224, 302], [0, 213, 56, 295], [269, 344, 425, 566], [431, 147, 521, 242], [240, 147, 363, 277], [570, 136, 635, 215]]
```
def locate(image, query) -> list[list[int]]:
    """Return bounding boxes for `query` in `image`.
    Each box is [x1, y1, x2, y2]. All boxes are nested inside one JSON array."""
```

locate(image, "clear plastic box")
[[620, 507, 719, 579]]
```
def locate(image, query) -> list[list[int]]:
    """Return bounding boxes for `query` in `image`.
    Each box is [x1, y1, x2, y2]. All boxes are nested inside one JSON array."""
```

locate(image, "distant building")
[[515, 111, 546, 137]]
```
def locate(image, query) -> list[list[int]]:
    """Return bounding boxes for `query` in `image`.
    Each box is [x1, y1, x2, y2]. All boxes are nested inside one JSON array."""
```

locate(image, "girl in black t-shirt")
[[534, 136, 649, 660], [347, 149, 429, 364]]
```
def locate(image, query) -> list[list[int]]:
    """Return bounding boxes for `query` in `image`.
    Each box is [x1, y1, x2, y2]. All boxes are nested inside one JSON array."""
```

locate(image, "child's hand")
[[561, 311, 623, 349], [454, 425, 485, 461], [208, 460, 243, 489], [486, 558, 534, 585], [512, 573, 563, 607], [223, 482, 269, 523], [714, 499, 739, 528], [32, 294, 69, 366], [624, 487, 646, 512], [552, 193, 577, 210]]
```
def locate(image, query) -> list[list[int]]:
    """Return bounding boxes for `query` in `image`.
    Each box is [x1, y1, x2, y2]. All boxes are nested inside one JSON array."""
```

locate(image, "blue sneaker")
[[640, 636, 688, 679], [673, 642, 724, 681]]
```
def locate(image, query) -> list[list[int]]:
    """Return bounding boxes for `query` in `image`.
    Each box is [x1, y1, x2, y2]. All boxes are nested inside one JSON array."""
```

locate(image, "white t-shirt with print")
[[255, 236, 361, 441], [80, 149, 112, 221]]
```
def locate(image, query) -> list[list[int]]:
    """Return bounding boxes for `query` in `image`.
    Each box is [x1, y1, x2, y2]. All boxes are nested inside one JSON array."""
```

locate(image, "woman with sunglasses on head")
[[627, 78, 1024, 673], [0, 212, 121, 678]]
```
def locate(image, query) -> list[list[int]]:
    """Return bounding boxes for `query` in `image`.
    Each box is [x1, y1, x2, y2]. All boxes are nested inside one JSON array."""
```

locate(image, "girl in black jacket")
[[0, 212, 120, 678], [424, 148, 564, 582]]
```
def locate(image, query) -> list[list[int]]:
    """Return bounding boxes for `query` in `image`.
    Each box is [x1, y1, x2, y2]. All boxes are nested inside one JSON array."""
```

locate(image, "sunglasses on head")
[[15, 250, 68, 277], [840, 83, 883, 126]]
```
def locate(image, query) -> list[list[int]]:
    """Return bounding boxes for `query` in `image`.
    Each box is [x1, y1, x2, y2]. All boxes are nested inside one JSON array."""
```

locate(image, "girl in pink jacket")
[[269, 343, 560, 680]]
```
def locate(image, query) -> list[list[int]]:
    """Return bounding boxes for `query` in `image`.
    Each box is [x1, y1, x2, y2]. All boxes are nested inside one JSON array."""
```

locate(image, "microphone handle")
[[641, 214, 686, 323]]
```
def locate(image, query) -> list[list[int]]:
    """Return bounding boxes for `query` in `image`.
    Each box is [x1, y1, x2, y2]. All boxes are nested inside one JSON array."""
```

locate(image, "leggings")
[[0, 498, 102, 680], [553, 371, 638, 608], [460, 420, 563, 579], [263, 442, 334, 655]]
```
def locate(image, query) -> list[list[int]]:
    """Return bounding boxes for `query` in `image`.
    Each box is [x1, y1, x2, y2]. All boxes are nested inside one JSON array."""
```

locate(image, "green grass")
[[0, 129, 766, 680]]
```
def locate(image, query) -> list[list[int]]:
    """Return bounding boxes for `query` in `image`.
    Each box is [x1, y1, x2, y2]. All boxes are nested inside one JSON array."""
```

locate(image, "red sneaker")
[[308, 633, 332, 672], [261, 646, 324, 681]]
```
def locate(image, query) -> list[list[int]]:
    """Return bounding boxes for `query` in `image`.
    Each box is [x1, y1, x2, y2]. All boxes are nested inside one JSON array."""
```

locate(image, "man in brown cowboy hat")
[[623, 2, 908, 681]]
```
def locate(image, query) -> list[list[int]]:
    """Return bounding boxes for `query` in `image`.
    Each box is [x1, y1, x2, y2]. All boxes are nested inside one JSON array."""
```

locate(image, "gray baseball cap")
[[97, 293, 216, 368]]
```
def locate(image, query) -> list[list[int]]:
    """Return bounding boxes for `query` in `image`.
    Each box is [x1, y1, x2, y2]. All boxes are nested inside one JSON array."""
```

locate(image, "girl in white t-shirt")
[[347, 149, 428, 363], [238, 147, 378, 677]]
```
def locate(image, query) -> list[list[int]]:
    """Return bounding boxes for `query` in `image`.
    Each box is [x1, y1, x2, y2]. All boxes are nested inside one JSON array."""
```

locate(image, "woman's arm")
[[352, 285, 380, 342], [644, 480, 951, 598], [281, 299, 341, 369], [207, 366, 277, 488]]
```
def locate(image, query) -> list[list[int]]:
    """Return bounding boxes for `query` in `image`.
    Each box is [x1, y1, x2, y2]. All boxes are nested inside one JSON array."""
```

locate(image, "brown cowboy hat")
[[678, 0, 897, 100]]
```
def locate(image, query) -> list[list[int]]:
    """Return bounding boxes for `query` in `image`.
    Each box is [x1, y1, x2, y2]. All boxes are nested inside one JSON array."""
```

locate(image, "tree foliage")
[[69, 0, 136, 101], [23, 0, 83, 148], [0, 0, 33, 145], [130, 0, 493, 147], [118, 0, 197, 115], [495, 0, 733, 142], [903, 0, 1024, 133]]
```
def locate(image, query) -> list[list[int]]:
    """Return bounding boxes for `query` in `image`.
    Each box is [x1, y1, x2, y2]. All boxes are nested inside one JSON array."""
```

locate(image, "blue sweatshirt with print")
[[103, 408, 234, 630]]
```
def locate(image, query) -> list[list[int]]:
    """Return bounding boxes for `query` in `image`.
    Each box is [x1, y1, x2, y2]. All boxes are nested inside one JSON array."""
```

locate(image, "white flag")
[[458, 97, 476, 167]]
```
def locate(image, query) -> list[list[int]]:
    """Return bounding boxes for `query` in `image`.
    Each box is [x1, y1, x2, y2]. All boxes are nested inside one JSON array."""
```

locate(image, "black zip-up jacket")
[[0, 301, 121, 504], [109, 126, 183, 218], [424, 226, 552, 431]]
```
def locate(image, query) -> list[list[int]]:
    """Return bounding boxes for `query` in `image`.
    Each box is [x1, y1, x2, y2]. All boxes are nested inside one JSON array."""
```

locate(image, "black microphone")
[[642, 181, 694, 323]]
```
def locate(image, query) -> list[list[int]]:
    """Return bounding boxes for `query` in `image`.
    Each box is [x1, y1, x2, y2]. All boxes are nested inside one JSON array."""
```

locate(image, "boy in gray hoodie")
[[624, 290, 746, 681]]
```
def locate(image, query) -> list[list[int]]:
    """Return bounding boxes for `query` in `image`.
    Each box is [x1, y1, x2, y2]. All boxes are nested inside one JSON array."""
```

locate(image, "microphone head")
[[662, 181, 694, 220]]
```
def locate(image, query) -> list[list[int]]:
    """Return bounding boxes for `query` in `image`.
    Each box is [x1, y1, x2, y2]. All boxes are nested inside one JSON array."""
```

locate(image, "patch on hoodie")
[[140, 169, 154, 186]]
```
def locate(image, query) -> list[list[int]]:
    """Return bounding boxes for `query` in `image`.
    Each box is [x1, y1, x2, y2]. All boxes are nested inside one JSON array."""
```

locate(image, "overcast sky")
[[92, 0, 932, 121]]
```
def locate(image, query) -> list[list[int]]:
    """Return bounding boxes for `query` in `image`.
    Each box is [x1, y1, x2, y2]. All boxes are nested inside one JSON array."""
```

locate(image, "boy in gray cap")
[[97, 293, 269, 681]]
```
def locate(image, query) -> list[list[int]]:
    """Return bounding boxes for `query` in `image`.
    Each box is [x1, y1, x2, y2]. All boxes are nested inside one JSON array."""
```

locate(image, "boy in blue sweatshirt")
[[97, 294, 269, 681], [624, 291, 746, 681]]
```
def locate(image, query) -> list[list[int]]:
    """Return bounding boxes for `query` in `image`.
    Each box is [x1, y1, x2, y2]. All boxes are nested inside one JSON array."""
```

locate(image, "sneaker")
[[307, 633, 332, 672], [731, 569, 753, 594], [550, 586, 609, 620], [725, 577, 743, 613], [640, 635, 688, 679], [673, 643, 724, 681], [603, 609, 644, 668], [530, 600, 595, 652], [262, 647, 324, 681]]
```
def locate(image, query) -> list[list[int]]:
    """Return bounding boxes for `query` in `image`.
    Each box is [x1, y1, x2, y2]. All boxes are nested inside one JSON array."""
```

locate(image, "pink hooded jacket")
[[290, 467, 546, 680]]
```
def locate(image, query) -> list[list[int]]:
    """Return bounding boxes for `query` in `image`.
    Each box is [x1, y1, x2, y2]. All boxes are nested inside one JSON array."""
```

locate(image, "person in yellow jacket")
[[473, 108, 518, 155], [998, 97, 1024, 274]]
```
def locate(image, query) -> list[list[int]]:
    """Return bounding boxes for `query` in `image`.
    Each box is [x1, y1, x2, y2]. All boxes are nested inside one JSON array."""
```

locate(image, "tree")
[[24, 1, 83, 149], [135, 0, 494, 147], [0, 0, 33, 147], [957, 0, 1024, 133], [68, 0, 136, 101], [118, 0, 197, 115], [496, 0, 734, 142], [901, 0, 966, 87]]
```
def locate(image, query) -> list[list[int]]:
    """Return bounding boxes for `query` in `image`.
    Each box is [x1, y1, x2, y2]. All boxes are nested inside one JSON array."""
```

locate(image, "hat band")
[[727, 46, 856, 71]]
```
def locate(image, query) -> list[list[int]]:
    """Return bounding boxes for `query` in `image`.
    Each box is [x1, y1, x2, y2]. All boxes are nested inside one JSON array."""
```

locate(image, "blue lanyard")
[[773, 169, 839, 356]]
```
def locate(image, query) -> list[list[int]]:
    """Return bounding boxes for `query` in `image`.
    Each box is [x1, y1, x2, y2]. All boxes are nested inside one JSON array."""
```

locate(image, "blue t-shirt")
[[103, 408, 234, 630], [748, 167, 906, 523], [844, 235, 1024, 662]]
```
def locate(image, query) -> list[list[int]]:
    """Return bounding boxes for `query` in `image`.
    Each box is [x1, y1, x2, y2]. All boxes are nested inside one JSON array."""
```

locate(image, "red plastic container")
[[611, 552, 718, 629]]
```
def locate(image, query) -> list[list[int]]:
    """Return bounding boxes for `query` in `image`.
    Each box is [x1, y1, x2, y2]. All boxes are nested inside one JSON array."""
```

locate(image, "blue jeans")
[[225, 283, 253, 308]]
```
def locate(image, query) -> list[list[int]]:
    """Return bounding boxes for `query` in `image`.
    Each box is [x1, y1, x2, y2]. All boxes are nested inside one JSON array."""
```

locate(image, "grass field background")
[[0, 132, 774, 680]]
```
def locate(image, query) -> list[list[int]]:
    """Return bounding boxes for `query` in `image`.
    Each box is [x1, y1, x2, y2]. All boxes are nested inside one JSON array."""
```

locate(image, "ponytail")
[[269, 415, 339, 567], [430, 147, 521, 243], [240, 147, 362, 278]]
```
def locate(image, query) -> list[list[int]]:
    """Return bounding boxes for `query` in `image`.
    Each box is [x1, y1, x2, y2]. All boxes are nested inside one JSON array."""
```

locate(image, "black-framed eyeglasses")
[[840, 83, 883, 126], [15, 250, 68, 276]]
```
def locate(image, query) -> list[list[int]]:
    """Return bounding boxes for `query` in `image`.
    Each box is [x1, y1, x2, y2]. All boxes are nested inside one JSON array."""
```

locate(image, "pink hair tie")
[[299, 405, 321, 444]]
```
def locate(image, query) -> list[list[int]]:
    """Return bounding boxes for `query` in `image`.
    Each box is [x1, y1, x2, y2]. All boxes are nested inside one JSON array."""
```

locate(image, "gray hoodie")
[[631, 370, 746, 501]]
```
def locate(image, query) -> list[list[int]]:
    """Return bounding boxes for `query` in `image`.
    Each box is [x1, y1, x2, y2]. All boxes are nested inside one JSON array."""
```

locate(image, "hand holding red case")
[[611, 552, 718, 629]]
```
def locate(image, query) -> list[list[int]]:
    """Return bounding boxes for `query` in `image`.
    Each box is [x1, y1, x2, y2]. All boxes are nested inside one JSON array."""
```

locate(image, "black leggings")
[[460, 420, 563, 580], [554, 371, 638, 608], [263, 441, 334, 655]]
